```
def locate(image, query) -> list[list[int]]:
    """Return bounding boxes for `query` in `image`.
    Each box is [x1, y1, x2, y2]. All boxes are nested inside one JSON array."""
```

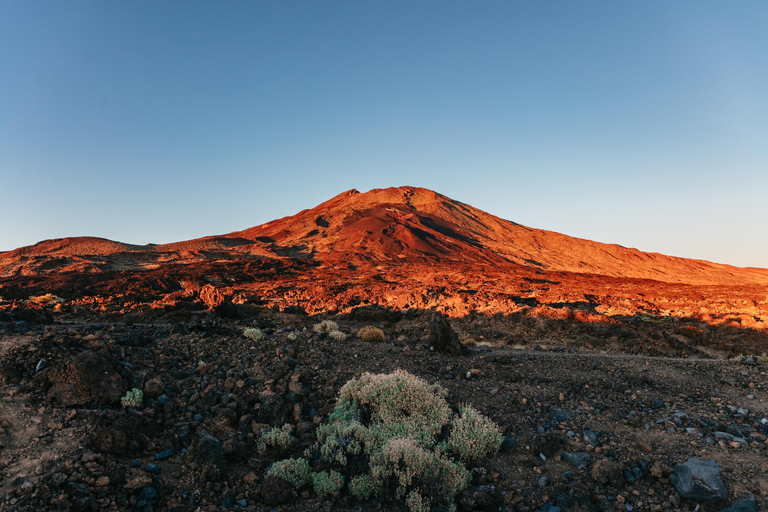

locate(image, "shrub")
[[313, 320, 339, 334], [313, 370, 498, 510], [287, 332, 298, 341], [348, 475, 377, 500], [371, 437, 469, 505], [329, 330, 347, 341], [357, 326, 385, 342], [446, 405, 503, 462], [121, 388, 143, 408], [243, 327, 265, 341], [313, 470, 345, 497], [267, 458, 312, 489], [258, 424, 296, 454]]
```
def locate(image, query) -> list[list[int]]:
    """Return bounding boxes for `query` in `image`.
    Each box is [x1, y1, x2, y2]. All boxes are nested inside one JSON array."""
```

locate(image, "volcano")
[[1, 186, 767, 327]]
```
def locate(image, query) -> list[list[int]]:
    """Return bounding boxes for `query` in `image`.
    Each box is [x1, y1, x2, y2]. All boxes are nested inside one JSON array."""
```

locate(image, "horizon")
[[2, 2, 767, 267]]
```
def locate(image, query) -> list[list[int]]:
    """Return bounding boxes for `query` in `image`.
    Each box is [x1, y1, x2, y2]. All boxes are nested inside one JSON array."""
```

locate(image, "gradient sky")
[[2, 2, 767, 267]]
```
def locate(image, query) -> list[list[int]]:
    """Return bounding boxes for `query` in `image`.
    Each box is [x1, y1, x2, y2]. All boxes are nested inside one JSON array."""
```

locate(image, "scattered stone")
[[671, 458, 728, 502], [583, 429, 600, 447]]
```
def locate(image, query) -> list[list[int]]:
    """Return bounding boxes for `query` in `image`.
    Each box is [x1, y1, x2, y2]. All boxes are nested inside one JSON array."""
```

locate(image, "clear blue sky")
[[2, 2, 767, 267]]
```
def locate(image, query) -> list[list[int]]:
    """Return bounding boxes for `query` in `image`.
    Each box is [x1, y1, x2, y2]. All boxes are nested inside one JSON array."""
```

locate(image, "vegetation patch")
[[264, 369, 503, 511]]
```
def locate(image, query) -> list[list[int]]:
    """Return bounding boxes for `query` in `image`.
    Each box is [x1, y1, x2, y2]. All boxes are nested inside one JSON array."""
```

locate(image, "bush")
[[121, 388, 143, 408], [313, 320, 339, 334], [370, 437, 469, 502], [313, 370, 499, 510], [262, 370, 503, 511], [258, 424, 296, 454], [329, 330, 347, 341], [447, 405, 503, 462], [348, 475, 376, 499], [243, 327, 265, 341], [357, 326, 385, 342], [267, 458, 312, 489], [313, 470, 345, 497]]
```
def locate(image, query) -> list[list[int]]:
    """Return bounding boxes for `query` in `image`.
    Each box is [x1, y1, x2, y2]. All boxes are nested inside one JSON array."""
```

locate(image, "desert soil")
[[0, 305, 767, 512]]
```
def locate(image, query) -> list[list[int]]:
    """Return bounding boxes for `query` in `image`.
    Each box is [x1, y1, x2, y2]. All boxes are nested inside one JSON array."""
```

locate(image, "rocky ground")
[[0, 304, 767, 512]]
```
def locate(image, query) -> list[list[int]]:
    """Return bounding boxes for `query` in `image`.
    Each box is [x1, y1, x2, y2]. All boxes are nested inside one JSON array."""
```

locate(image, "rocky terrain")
[[1, 186, 767, 511]]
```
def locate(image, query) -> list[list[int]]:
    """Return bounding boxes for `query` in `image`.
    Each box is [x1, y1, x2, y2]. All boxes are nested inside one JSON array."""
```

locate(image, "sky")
[[1, 2, 767, 267]]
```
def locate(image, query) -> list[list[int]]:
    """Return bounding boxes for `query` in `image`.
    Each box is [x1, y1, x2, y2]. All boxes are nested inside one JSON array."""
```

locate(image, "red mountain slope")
[[227, 186, 768, 286]]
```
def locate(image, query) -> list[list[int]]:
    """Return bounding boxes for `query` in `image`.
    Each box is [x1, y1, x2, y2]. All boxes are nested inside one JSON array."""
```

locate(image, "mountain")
[[2, 186, 767, 286], [2, 186, 768, 329], [224, 186, 768, 286]]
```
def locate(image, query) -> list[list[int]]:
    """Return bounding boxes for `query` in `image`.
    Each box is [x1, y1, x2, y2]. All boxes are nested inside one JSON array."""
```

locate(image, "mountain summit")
[[225, 186, 768, 286]]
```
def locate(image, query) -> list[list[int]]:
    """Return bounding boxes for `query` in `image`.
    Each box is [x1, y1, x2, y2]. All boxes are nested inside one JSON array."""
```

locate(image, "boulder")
[[187, 433, 227, 481], [428, 313, 465, 355], [42, 351, 126, 406], [671, 458, 727, 502]]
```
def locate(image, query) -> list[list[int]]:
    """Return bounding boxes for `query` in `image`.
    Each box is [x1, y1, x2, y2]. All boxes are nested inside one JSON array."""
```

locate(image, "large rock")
[[671, 458, 728, 502], [428, 313, 465, 355], [187, 433, 227, 481], [199, 284, 225, 311], [42, 351, 126, 406]]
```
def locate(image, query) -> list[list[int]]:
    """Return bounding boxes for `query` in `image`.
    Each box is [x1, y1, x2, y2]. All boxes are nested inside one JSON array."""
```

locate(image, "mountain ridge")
[[2, 186, 767, 286]]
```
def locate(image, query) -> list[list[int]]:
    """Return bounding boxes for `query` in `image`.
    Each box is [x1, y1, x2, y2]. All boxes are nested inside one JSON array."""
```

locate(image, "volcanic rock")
[[671, 458, 728, 502], [429, 313, 465, 355], [41, 350, 126, 406], [187, 433, 227, 481]]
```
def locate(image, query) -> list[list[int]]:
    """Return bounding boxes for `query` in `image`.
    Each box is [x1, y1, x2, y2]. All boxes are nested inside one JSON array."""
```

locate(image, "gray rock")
[[719, 496, 757, 512], [561, 451, 590, 468], [671, 458, 727, 502], [538, 476, 550, 488], [549, 408, 574, 422], [428, 313, 465, 356], [583, 429, 600, 447]]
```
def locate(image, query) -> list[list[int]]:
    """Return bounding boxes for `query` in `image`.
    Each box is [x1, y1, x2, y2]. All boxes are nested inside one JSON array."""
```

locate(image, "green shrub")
[[258, 423, 296, 454], [370, 437, 469, 503], [243, 327, 265, 341], [121, 388, 143, 408], [447, 405, 503, 462], [313, 470, 345, 497], [313, 320, 339, 334], [357, 326, 385, 342], [348, 475, 377, 500], [264, 370, 503, 510], [266, 458, 312, 489], [329, 330, 347, 341]]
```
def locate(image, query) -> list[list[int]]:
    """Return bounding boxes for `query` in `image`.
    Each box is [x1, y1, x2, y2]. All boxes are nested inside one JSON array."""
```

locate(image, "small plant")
[[266, 458, 312, 489], [197, 360, 206, 367], [313, 470, 345, 497], [121, 388, 143, 408], [258, 424, 296, 454], [757, 353, 768, 363], [446, 405, 503, 462], [287, 332, 298, 341], [243, 327, 265, 341], [357, 326, 385, 342], [329, 330, 347, 341], [313, 320, 339, 335]]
